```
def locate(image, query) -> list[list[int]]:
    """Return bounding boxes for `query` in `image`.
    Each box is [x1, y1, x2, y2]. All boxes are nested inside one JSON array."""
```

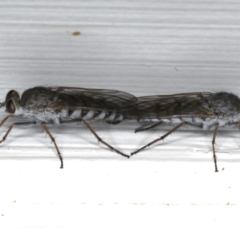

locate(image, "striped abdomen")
[[60, 108, 124, 124], [147, 115, 239, 130]]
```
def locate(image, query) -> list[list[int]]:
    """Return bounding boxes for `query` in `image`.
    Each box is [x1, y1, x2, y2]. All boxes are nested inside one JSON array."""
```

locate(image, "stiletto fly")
[[0, 86, 137, 168], [127, 92, 240, 172], [1, 87, 240, 172]]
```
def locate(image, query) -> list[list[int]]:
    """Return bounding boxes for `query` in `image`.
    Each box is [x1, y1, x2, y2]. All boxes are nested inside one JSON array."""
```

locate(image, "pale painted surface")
[[0, 1, 240, 239]]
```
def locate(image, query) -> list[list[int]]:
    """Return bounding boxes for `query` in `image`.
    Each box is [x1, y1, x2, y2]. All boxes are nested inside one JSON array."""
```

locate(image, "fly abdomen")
[[105, 111, 124, 124], [62, 108, 124, 123], [91, 109, 124, 123], [66, 108, 94, 119], [81, 109, 89, 118], [92, 110, 124, 123], [67, 109, 81, 119]]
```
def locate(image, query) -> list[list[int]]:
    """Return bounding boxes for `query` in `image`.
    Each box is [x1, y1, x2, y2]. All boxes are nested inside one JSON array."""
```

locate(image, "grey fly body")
[[0, 86, 240, 172], [0, 86, 137, 168], [128, 92, 240, 172]]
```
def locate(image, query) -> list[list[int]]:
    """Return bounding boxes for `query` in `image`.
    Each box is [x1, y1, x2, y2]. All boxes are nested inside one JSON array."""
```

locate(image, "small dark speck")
[[222, 168, 225, 171], [72, 31, 81, 36], [1, 214, 4, 216]]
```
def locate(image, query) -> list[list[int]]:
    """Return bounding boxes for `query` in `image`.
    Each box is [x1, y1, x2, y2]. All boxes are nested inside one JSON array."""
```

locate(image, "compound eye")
[[6, 99, 16, 114], [5, 90, 20, 102]]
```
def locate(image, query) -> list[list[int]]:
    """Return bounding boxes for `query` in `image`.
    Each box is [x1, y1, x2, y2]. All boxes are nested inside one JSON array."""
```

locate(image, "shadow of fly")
[[0, 87, 240, 172]]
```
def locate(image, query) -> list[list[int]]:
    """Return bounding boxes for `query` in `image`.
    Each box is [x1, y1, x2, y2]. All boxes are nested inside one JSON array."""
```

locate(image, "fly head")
[[5, 90, 21, 114]]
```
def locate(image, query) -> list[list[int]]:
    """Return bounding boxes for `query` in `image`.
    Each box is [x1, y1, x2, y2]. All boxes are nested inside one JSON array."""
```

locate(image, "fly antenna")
[[0, 102, 5, 108]]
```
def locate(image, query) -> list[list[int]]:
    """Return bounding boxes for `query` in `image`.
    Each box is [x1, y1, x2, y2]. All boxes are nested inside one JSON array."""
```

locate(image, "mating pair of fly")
[[0, 86, 240, 172]]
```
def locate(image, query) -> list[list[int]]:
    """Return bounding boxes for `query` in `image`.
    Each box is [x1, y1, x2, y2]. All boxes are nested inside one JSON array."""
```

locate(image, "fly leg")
[[0, 121, 37, 144], [41, 123, 64, 169], [0, 120, 63, 168], [42, 118, 129, 168], [0, 115, 13, 127], [212, 123, 219, 172], [58, 119, 129, 158], [82, 119, 129, 158], [131, 122, 185, 156], [135, 121, 163, 133]]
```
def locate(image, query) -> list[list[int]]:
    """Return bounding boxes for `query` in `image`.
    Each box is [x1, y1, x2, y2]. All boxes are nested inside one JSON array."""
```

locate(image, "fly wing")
[[47, 86, 137, 111], [125, 92, 216, 120]]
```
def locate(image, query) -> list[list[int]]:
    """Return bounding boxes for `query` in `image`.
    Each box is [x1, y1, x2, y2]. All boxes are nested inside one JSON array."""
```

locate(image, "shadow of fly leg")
[[131, 121, 186, 156], [135, 121, 163, 133], [82, 119, 129, 158], [41, 123, 64, 169], [212, 123, 219, 173], [0, 121, 37, 144]]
